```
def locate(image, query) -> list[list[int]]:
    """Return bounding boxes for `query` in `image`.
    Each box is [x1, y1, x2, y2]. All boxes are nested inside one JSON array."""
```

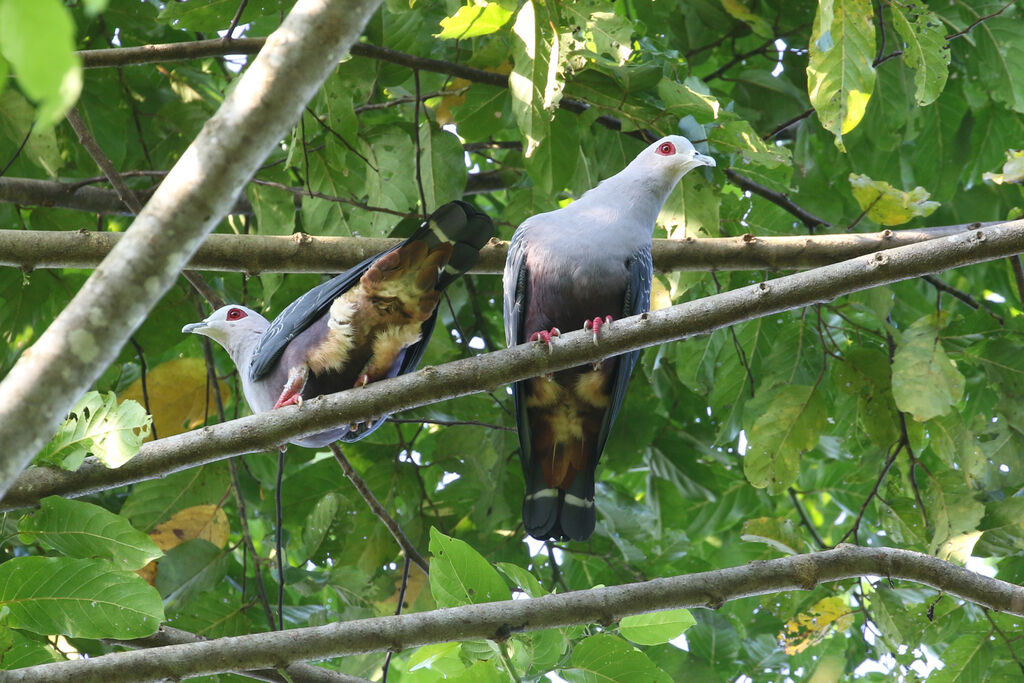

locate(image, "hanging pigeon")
[[183, 201, 494, 448], [503, 135, 716, 541]]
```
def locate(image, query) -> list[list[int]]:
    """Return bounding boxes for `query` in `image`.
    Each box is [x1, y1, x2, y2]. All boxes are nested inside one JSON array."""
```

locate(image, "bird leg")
[[583, 316, 615, 344], [528, 327, 561, 354], [273, 366, 309, 410]]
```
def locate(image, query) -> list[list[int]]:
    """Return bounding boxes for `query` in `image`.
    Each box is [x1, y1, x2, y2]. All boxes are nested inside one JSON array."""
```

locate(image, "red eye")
[[656, 141, 676, 156], [226, 308, 247, 321]]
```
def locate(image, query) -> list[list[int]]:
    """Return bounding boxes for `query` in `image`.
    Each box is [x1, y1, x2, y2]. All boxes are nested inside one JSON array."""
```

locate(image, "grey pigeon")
[[503, 135, 716, 541], [184, 201, 495, 448]]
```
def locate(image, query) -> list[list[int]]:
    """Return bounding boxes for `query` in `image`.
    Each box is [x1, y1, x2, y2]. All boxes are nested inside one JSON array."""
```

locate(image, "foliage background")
[[1, 0, 1024, 680]]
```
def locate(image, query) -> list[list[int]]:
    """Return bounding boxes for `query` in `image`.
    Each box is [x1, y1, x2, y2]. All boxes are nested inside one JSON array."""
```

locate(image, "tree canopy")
[[1, 0, 1024, 681]]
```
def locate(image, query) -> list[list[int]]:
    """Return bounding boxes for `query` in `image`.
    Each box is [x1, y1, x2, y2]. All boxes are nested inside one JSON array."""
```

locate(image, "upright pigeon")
[[503, 135, 715, 541], [183, 201, 494, 448]]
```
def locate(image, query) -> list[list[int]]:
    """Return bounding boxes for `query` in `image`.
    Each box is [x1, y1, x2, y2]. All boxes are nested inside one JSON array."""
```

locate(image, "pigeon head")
[[638, 135, 716, 179], [182, 305, 270, 360]]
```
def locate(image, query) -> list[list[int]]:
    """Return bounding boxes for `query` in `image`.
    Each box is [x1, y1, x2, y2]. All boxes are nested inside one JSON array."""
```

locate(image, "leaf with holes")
[[35, 391, 151, 470], [890, 3, 950, 106], [744, 385, 826, 494], [428, 528, 510, 608], [806, 0, 876, 150]]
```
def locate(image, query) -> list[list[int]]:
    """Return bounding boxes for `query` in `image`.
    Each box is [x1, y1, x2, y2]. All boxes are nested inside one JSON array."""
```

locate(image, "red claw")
[[583, 316, 614, 343], [528, 327, 561, 353]]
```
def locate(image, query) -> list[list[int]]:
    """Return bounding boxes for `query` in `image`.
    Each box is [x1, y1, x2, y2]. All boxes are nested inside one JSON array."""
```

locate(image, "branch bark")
[[0, 0, 384, 498], [2, 220, 1022, 510], [106, 625, 367, 683], [0, 223, 986, 275], [8, 545, 1024, 682]]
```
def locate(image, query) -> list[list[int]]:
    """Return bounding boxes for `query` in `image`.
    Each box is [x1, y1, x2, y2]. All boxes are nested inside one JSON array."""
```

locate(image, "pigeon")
[[503, 135, 716, 541], [183, 200, 495, 448]]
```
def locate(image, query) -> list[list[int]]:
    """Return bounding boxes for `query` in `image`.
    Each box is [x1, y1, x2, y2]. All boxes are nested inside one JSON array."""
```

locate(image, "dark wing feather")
[[591, 245, 652, 458]]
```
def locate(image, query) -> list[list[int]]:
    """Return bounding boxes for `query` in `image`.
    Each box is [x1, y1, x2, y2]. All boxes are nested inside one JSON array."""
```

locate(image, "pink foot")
[[583, 316, 614, 344], [528, 327, 561, 353]]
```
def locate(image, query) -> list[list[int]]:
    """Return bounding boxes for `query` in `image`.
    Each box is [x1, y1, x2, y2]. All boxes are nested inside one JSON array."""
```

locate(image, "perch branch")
[[8, 545, 1024, 682], [2, 220, 1022, 510], [0, 223, 989, 275]]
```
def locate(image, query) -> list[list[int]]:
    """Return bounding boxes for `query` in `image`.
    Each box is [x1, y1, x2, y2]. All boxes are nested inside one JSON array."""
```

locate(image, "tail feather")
[[522, 457, 596, 542]]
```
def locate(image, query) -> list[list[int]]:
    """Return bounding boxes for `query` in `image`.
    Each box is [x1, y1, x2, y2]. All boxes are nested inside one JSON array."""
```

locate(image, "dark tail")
[[416, 201, 494, 290], [522, 456, 596, 542]]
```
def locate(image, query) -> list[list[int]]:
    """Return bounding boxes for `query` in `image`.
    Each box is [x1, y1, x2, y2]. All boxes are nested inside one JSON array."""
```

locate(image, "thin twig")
[[223, 0, 250, 41], [763, 108, 814, 141], [388, 417, 514, 431], [275, 449, 285, 631], [789, 488, 827, 550], [381, 558, 411, 683], [945, 0, 1016, 40], [1009, 255, 1024, 308], [0, 124, 33, 178], [328, 443, 430, 574], [840, 443, 902, 544]]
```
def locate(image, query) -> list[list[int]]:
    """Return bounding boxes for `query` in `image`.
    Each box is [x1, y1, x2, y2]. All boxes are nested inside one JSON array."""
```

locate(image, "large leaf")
[[563, 633, 672, 683], [0, 0, 81, 126], [806, 0, 876, 150], [889, 3, 950, 106], [891, 315, 964, 422], [0, 557, 163, 639], [417, 122, 467, 210], [428, 528, 511, 607], [510, 0, 563, 157], [35, 391, 151, 470], [620, 609, 696, 646], [743, 385, 826, 494], [119, 357, 230, 440], [18, 496, 162, 570], [436, 2, 514, 40]]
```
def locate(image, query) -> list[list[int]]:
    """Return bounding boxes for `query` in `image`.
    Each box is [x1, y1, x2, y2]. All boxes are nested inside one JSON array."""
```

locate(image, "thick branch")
[[2, 221, 1022, 510], [0, 223, 985, 275], [8, 545, 1023, 682], [0, 0, 384, 497], [0, 177, 254, 215], [107, 626, 366, 683]]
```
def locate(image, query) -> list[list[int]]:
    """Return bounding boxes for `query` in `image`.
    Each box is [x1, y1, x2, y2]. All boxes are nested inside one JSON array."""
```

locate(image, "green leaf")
[[525, 109, 580, 194], [740, 517, 805, 555], [496, 562, 548, 598], [437, 2, 514, 40], [299, 491, 342, 562], [428, 528, 511, 608], [929, 634, 989, 683], [0, 89, 62, 176], [155, 538, 230, 608], [969, 17, 1024, 115], [890, 3, 950, 106], [157, 0, 290, 33], [744, 385, 826, 494], [0, 630, 60, 669], [0, 557, 163, 639], [562, 0, 635, 64], [719, 0, 773, 38], [511, 628, 567, 675], [563, 633, 673, 683], [35, 391, 151, 470], [620, 609, 696, 645], [418, 122, 468, 210], [708, 120, 792, 170], [806, 0, 876, 150], [18, 496, 162, 570], [848, 173, 940, 226], [657, 77, 721, 124], [510, 0, 563, 157], [891, 315, 964, 421], [247, 183, 296, 236], [0, 0, 82, 127]]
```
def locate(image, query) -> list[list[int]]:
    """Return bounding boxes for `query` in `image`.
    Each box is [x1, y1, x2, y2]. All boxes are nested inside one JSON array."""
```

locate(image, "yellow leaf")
[[149, 504, 230, 552], [119, 357, 230, 439], [138, 504, 229, 585], [435, 77, 472, 125], [982, 149, 1024, 185], [848, 173, 940, 226], [780, 596, 855, 655]]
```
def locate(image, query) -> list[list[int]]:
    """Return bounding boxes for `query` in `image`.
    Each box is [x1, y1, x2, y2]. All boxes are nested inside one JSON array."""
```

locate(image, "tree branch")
[[2, 220, 1022, 510], [0, 0, 385, 498], [0, 176, 253, 216], [106, 625, 366, 683], [0, 223, 989, 275], [74, 37, 827, 227], [8, 545, 1024, 682]]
